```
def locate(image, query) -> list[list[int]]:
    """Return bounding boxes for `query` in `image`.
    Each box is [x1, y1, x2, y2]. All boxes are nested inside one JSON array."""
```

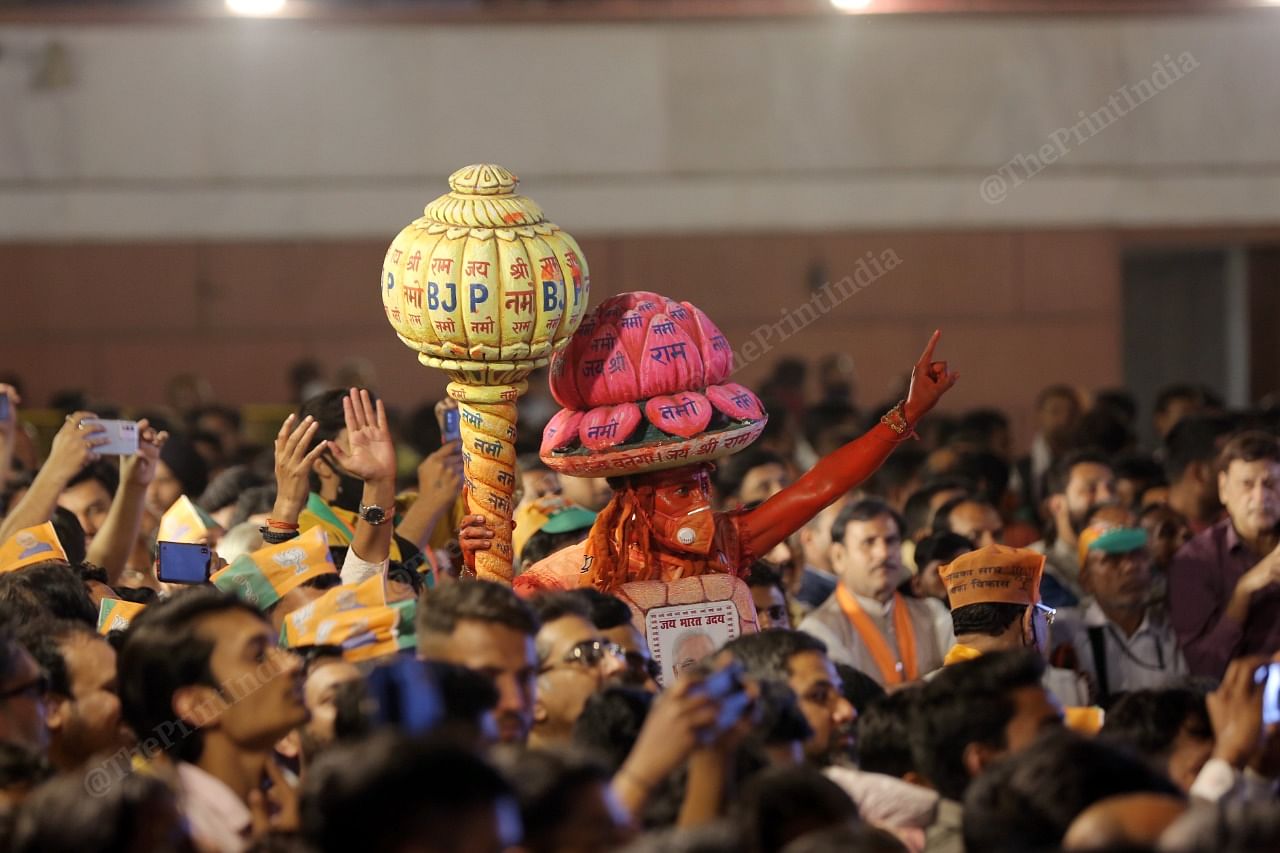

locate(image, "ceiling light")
[[226, 0, 287, 16], [831, 0, 874, 10]]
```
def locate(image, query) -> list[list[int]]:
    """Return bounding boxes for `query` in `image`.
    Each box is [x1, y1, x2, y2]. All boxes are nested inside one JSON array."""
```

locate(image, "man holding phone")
[[0, 410, 167, 586]]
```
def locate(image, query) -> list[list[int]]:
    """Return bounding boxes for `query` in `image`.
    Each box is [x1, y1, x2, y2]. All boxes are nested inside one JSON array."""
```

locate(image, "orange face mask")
[[649, 468, 716, 555]]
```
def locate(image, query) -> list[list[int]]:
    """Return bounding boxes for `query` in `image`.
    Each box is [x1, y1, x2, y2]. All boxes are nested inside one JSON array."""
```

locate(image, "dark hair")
[[829, 498, 904, 546], [864, 446, 927, 501], [721, 629, 828, 684], [902, 479, 970, 539], [0, 742, 52, 791], [779, 824, 908, 853], [1155, 383, 1220, 417], [753, 679, 814, 747], [49, 508, 87, 566], [856, 687, 921, 779], [951, 602, 1026, 638], [745, 561, 786, 594], [196, 465, 265, 514], [117, 587, 265, 763], [1163, 415, 1234, 481], [416, 580, 538, 649], [961, 728, 1182, 853], [15, 619, 97, 697], [158, 435, 209, 499], [950, 452, 1011, 504], [1035, 384, 1082, 412], [958, 408, 1011, 442], [913, 532, 974, 570], [930, 495, 997, 536], [1044, 449, 1112, 498], [189, 403, 242, 432], [573, 686, 654, 773], [300, 733, 514, 853], [496, 748, 613, 853], [64, 460, 118, 500], [298, 389, 352, 450], [0, 621, 28, 687], [10, 767, 180, 853], [833, 663, 886, 716], [0, 562, 97, 627], [229, 485, 276, 531], [738, 765, 859, 853], [529, 591, 593, 626], [911, 649, 1048, 801], [1100, 687, 1212, 769], [110, 586, 159, 606], [714, 449, 789, 502], [567, 588, 634, 631], [520, 528, 589, 567], [1073, 407, 1136, 457], [1217, 430, 1280, 477]]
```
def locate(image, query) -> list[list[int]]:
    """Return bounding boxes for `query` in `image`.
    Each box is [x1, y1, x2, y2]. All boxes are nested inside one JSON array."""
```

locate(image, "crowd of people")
[[0, 355, 1277, 853]]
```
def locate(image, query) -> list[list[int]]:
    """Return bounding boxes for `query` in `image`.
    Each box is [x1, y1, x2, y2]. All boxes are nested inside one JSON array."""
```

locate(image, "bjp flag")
[[97, 598, 146, 635], [212, 527, 337, 610], [281, 572, 387, 645], [0, 523, 67, 574], [157, 496, 221, 545]]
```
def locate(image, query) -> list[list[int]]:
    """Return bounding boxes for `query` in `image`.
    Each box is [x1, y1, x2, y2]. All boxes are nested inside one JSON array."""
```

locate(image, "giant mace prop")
[[381, 164, 589, 583]]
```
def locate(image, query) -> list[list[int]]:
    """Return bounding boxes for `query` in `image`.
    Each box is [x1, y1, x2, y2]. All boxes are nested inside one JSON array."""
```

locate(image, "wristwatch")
[[358, 504, 389, 526]]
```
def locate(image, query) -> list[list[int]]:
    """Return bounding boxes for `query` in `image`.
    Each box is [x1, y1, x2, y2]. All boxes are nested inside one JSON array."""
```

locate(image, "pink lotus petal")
[[541, 409, 584, 455], [639, 313, 705, 397], [549, 338, 585, 409], [644, 392, 712, 438], [578, 403, 643, 451], [706, 383, 765, 421], [685, 303, 733, 384], [575, 322, 640, 407]]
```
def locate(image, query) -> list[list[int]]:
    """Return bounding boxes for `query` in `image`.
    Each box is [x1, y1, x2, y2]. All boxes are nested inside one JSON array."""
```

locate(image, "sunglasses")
[[0, 673, 49, 703], [540, 640, 624, 674]]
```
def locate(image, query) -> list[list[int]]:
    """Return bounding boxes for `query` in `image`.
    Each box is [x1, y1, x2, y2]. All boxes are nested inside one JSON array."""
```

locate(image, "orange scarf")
[[836, 585, 919, 686]]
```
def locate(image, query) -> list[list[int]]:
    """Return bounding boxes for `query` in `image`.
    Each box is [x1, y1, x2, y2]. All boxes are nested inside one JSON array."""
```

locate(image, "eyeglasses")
[[0, 673, 49, 703], [540, 640, 624, 674], [1033, 602, 1056, 626]]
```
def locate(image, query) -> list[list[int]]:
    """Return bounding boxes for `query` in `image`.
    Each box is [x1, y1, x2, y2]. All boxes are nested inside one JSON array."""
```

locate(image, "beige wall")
[[0, 229, 1121, 448]]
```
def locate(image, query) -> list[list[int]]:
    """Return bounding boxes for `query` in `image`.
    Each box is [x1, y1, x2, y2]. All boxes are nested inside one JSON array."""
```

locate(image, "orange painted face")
[[647, 467, 716, 555]]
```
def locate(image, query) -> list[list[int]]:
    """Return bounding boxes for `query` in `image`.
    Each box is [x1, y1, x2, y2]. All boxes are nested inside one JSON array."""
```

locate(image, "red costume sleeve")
[[740, 422, 905, 559]]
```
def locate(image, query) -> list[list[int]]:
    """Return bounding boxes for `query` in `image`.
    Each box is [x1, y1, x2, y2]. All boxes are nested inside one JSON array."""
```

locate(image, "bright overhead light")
[[226, 0, 287, 16], [831, 0, 873, 10]]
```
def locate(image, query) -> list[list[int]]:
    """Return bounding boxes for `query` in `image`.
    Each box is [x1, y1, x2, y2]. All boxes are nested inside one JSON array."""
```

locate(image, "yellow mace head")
[[381, 164, 590, 387]]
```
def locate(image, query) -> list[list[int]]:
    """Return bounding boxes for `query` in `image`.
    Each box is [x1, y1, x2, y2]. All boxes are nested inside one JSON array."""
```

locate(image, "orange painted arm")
[[743, 331, 959, 558]]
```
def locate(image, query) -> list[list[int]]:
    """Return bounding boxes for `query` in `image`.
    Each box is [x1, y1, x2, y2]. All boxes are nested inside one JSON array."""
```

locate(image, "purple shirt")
[[1168, 517, 1280, 679]]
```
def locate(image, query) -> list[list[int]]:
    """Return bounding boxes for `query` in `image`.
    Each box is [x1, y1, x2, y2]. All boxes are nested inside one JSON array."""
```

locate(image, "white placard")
[[646, 599, 740, 687]]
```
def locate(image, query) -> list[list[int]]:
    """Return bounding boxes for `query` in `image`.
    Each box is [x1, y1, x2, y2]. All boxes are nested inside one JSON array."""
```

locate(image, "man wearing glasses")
[[938, 544, 1090, 711], [528, 593, 626, 749], [0, 623, 48, 753]]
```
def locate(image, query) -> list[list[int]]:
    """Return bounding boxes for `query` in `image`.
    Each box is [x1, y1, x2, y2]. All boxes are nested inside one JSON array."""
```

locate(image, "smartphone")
[[81, 418, 138, 456], [157, 541, 212, 584], [0, 395, 8, 421], [1256, 662, 1280, 726], [442, 408, 461, 443], [690, 661, 751, 742]]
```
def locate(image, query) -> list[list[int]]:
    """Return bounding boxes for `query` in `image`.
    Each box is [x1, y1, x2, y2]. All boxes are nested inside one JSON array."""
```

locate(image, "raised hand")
[[904, 330, 960, 423], [328, 388, 396, 485], [418, 441, 463, 497], [123, 419, 170, 487], [45, 412, 110, 484], [272, 413, 326, 523]]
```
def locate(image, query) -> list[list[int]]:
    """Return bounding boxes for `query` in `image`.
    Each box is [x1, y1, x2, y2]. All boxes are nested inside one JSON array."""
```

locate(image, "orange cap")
[[939, 544, 1045, 610]]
